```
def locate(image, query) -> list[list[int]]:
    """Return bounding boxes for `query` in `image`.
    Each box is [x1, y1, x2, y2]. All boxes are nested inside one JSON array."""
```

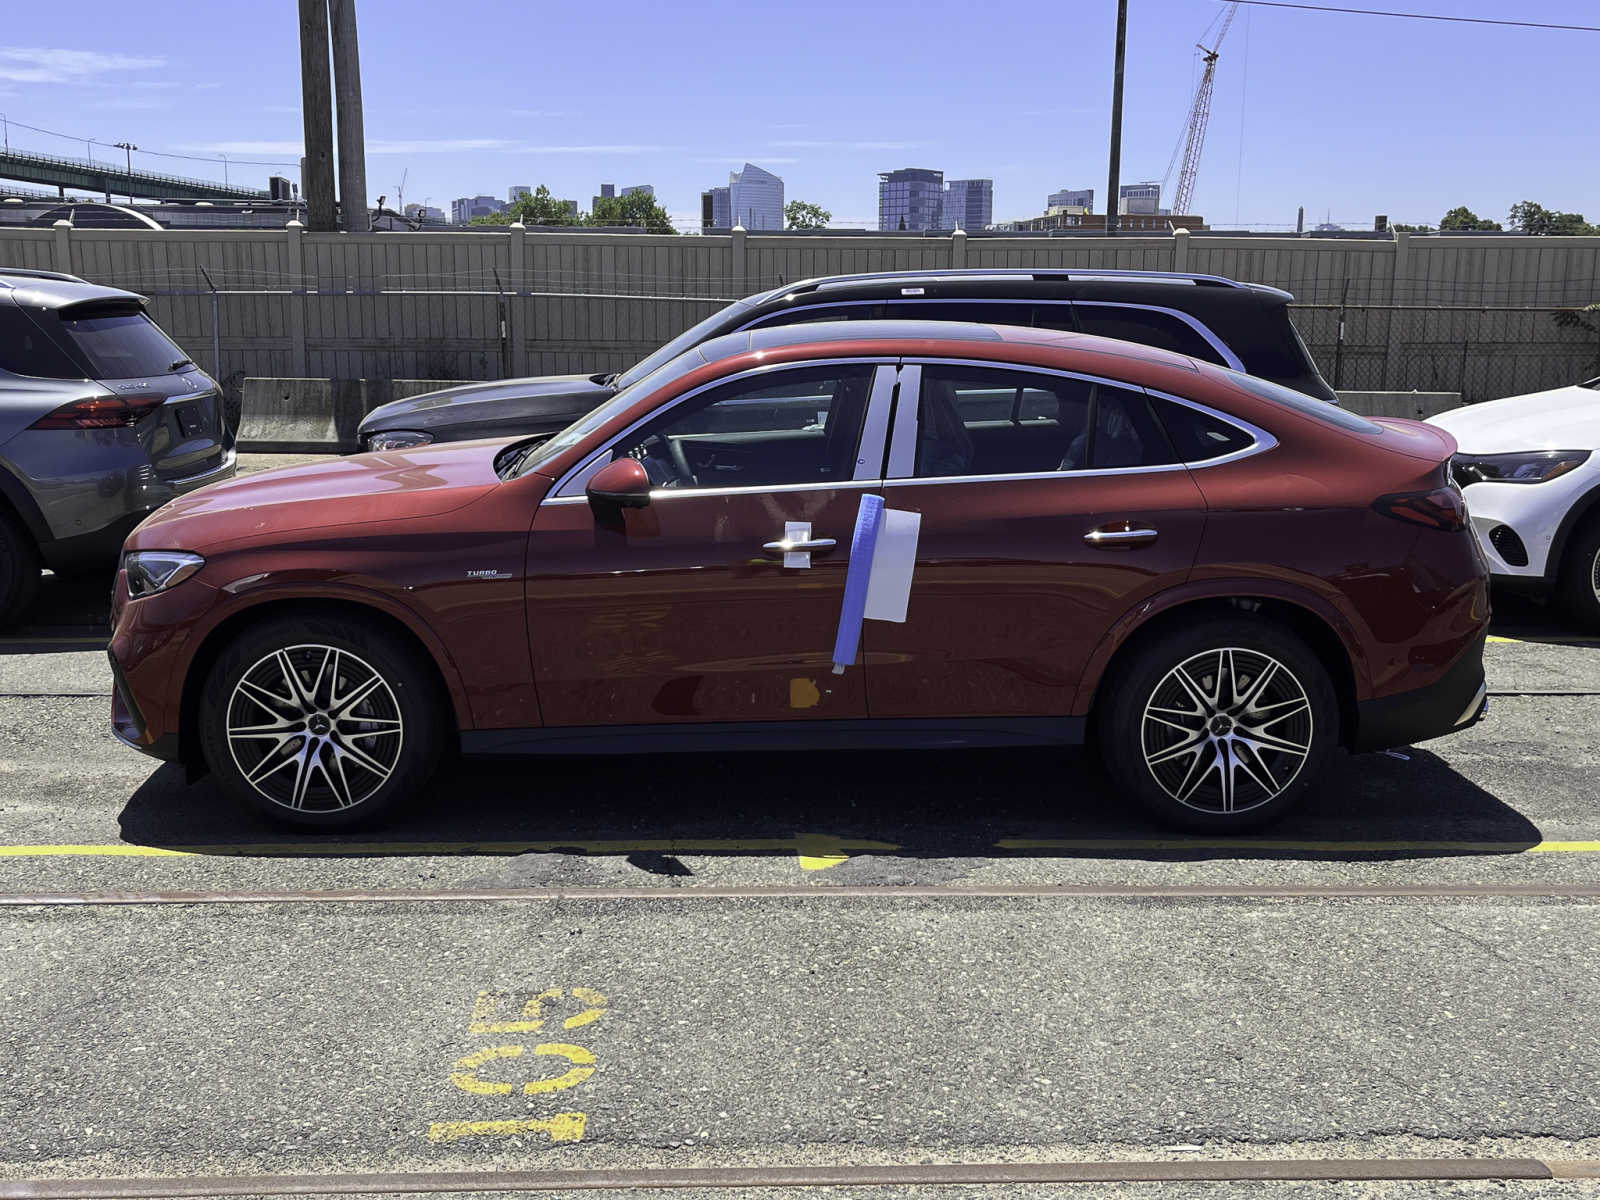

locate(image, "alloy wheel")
[[1140, 647, 1314, 815], [1591, 543, 1600, 605], [225, 644, 404, 812]]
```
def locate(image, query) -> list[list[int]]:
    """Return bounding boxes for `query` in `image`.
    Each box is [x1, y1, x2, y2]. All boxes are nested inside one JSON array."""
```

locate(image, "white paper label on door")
[[862, 508, 921, 624]]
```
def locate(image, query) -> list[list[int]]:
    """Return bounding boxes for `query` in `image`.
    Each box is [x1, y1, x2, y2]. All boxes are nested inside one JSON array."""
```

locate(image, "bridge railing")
[[0, 146, 269, 198]]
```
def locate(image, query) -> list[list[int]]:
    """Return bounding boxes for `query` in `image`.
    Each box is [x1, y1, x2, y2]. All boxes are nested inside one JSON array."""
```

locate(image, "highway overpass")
[[0, 147, 271, 202]]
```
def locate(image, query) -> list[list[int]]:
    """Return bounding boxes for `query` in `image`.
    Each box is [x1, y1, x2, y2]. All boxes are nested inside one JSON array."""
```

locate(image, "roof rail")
[[791, 267, 1247, 294], [0, 266, 89, 286]]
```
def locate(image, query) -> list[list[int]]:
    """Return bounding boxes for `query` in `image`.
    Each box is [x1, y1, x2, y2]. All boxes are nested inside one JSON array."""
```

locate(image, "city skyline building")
[[727, 163, 784, 230], [451, 194, 503, 224], [1049, 187, 1094, 211], [508, 185, 531, 203], [878, 167, 944, 231], [1119, 182, 1162, 215], [943, 178, 993, 230]]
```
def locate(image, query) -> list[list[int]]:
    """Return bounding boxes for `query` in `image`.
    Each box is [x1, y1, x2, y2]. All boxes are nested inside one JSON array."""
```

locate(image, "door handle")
[[763, 537, 838, 554], [1083, 525, 1158, 548]]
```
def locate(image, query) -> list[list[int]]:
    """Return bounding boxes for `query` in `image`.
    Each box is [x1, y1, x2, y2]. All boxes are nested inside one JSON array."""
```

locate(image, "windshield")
[[611, 292, 768, 390], [513, 339, 728, 478]]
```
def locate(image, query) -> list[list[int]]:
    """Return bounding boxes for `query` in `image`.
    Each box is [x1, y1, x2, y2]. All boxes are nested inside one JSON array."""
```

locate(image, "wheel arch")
[[1078, 587, 1363, 748], [1548, 478, 1600, 584], [0, 461, 49, 545], [177, 594, 467, 773]]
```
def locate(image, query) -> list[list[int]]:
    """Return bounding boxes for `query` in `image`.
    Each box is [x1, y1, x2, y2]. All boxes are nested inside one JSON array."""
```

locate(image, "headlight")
[[124, 551, 205, 599], [1452, 450, 1591, 485], [364, 429, 434, 452]]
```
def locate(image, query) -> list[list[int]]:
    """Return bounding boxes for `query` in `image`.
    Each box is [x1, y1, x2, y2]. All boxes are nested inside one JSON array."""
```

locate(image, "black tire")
[[0, 508, 42, 627], [1095, 616, 1340, 833], [1557, 516, 1600, 629], [198, 611, 447, 830]]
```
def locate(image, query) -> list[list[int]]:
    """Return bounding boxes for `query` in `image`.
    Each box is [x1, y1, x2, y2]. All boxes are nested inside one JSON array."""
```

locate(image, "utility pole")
[[114, 142, 137, 204], [297, 0, 337, 231], [1105, 0, 1128, 237], [328, 0, 370, 232]]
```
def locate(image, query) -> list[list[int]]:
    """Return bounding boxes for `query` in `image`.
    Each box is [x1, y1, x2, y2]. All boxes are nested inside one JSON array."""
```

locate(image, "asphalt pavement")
[[2, 453, 1599, 1195]]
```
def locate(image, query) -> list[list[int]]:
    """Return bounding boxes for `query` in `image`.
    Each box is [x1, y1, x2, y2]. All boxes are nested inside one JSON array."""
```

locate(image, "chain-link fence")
[[1293, 303, 1600, 402], [5, 224, 1599, 403]]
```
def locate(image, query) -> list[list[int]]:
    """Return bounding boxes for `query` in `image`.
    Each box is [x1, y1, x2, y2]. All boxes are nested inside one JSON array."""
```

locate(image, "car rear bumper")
[[1352, 631, 1488, 751], [4, 421, 235, 552]]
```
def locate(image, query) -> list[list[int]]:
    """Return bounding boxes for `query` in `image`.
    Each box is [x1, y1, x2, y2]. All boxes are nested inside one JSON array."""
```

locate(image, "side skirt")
[[462, 716, 1087, 757]]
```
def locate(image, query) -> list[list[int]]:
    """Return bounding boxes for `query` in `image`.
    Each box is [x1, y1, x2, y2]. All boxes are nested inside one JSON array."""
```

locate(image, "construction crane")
[[1169, 1, 1239, 217]]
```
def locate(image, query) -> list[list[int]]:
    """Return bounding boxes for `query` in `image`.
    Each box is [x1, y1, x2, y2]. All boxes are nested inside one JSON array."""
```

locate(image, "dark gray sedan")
[[0, 268, 234, 623], [355, 267, 1337, 452]]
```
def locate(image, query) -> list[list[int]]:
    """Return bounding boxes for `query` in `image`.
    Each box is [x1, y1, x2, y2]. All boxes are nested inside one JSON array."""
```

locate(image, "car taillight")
[[1374, 487, 1467, 532], [29, 394, 164, 430]]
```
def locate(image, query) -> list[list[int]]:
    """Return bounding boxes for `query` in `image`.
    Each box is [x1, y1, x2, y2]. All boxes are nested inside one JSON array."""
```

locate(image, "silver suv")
[[0, 268, 234, 624]]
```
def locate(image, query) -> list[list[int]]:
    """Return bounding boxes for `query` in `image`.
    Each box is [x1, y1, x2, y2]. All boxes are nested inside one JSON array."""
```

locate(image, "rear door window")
[[882, 300, 1034, 328], [745, 303, 873, 329], [906, 365, 1176, 478], [1073, 303, 1231, 366], [0, 304, 88, 379]]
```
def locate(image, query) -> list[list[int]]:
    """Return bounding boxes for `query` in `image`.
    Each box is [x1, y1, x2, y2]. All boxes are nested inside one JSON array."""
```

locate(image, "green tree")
[[586, 190, 677, 233], [1392, 223, 1434, 233], [1509, 200, 1595, 236], [471, 185, 580, 227], [784, 200, 832, 230], [1438, 206, 1501, 231]]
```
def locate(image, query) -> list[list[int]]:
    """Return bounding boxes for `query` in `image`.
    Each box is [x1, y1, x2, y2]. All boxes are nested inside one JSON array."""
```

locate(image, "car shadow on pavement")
[[115, 740, 1544, 865]]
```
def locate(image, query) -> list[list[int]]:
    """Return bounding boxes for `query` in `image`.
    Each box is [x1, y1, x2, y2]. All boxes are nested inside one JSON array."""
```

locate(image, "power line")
[[1228, 1, 1600, 33], [0, 116, 300, 170]]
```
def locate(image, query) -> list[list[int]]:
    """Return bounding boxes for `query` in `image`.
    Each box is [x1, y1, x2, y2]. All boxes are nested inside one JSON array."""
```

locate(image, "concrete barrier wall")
[[238, 378, 460, 451], [5, 223, 1599, 404], [1335, 391, 1462, 419]]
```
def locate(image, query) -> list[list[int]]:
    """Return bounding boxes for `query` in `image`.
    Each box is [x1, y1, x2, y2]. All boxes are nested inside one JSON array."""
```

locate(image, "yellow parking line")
[[0, 636, 107, 646], [4, 837, 1600, 859], [995, 838, 1600, 854], [0, 837, 905, 859]]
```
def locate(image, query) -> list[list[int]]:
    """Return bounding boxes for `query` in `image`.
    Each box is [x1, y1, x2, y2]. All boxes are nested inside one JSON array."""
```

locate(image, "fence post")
[[285, 219, 309, 378], [1380, 229, 1411, 390], [508, 222, 529, 377], [198, 265, 222, 383], [950, 228, 967, 269], [1172, 227, 1189, 273], [1332, 276, 1350, 390], [51, 219, 72, 274], [731, 224, 747, 295]]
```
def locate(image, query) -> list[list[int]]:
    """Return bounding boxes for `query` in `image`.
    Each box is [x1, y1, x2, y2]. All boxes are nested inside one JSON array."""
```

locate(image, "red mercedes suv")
[[109, 321, 1490, 832]]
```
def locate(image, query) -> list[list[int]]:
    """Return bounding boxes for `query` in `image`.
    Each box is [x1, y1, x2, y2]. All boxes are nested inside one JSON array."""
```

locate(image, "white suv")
[[1428, 379, 1600, 625]]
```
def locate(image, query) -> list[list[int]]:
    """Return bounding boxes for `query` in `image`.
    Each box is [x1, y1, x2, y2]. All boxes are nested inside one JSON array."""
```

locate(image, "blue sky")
[[1, 0, 1596, 230]]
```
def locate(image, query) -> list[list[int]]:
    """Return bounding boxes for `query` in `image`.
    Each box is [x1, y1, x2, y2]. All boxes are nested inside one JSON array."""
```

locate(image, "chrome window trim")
[[1070, 301, 1244, 370], [548, 356, 894, 501], [733, 297, 1243, 373], [543, 478, 883, 506], [881, 356, 1277, 484]]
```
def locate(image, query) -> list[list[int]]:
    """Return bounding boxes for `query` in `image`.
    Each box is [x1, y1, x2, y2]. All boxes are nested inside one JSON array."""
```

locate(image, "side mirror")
[[586, 456, 652, 510]]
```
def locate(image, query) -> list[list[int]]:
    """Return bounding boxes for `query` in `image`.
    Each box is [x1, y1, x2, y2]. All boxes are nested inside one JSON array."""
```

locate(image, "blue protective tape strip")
[[831, 493, 884, 674]]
